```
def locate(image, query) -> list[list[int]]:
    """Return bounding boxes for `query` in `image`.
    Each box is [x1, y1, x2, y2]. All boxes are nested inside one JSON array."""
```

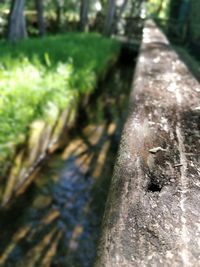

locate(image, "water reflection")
[[0, 54, 135, 267]]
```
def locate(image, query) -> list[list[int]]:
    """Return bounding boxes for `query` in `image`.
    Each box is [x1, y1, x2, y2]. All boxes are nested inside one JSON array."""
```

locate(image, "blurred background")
[[0, 0, 198, 46]]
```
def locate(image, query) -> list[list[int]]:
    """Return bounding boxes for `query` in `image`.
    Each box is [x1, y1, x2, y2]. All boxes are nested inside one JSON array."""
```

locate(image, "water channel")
[[0, 46, 137, 267]]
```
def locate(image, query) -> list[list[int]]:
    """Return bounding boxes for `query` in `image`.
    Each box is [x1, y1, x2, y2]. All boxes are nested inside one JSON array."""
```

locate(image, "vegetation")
[[173, 45, 200, 82], [0, 33, 120, 164], [147, 0, 170, 20], [0, 0, 199, 165], [0, 0, 199, 188], [189, 0, 200, 44]]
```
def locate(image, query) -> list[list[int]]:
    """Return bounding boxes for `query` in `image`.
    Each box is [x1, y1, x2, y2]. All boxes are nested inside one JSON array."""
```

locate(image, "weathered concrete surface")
[[95, 20, 200, 267]]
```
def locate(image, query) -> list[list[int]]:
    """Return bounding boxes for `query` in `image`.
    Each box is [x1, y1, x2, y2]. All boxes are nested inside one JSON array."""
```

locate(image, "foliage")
[[0, 33, 120, 162], [173, 45, 200, 82], [189, 0, 200, 43], [146, 0, 170, 20]]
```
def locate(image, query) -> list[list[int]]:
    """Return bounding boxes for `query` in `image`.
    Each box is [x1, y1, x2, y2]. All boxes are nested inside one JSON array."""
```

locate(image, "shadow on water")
[[0, 46, 137, 267]]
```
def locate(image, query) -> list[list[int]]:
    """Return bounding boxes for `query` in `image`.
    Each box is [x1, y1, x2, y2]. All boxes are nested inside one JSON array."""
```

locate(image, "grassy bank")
[[0, 33, 120, 169]]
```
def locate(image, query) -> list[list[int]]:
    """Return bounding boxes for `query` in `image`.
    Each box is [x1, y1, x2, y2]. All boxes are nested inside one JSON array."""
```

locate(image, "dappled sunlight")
[[23, 227, 58, 267], [69, 224, 84, 250], [0, 0, 200, 266], [0, 225, 31, 265], [40, 230, 63, 267], [92, 140, 111, 178], [0, 33, 120, 188], [0, 50, 135, 266]]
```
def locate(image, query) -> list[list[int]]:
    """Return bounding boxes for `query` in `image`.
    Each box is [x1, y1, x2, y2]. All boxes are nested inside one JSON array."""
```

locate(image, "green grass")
[[0, 33, 120, 166]]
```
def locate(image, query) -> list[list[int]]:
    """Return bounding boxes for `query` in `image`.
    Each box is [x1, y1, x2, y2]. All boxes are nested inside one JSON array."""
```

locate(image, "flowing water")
[[0, 49, 136, 267]]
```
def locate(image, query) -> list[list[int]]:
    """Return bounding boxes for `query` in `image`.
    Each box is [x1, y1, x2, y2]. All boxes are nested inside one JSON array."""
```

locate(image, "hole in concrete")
[[147, 183, 161, 192]]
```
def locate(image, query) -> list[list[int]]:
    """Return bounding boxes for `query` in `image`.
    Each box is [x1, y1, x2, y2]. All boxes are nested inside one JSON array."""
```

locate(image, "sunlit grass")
[[0, 33, 120, 166]]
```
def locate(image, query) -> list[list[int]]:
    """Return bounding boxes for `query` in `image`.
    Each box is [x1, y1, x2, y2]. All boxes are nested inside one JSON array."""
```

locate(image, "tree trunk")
[[103, 0, 116, 36], [114, 0, 129, 33], [35, 0, 45, 36], [7, 0, 27, 42], [55, 0, 64, 31], [56, 5, 61, 30], [156, 0, 164, 15], [79, 0, 89, 31], [118, 0, 129, 18]]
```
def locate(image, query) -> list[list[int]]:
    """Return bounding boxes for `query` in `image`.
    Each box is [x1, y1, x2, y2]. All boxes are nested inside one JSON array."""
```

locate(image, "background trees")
[[0, 0, 199, 56], [7, 0, 27, 42], [103, 0, 116, 36], [35, 0, 45, 36], [4, 0, 144, 40], [79, 0, 89, 31]]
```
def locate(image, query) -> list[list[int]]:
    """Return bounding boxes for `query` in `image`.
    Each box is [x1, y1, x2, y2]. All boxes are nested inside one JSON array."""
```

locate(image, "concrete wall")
[[95, 20, 200, 267]]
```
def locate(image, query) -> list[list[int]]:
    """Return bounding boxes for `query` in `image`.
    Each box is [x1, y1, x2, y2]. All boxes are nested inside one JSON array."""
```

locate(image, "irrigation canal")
[[0, 47, 137, 267]]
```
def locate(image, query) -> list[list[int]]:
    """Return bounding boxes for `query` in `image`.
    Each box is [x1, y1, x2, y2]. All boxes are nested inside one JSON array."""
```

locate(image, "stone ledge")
[[95, 20, 200, 267]]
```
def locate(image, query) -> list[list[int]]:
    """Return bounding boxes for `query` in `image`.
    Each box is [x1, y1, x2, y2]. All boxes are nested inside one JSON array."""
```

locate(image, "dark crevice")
[[147, 182, 162, 192]]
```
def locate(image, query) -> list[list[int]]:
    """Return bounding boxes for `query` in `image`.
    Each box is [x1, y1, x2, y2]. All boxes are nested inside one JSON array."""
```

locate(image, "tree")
[[156, 0, 164, 15], [7, 0, 27, 42], [104, 0, 116, 36], [79, 0, 89, 31], [117, 0, 129, 19], [114, 0, 129, 33], [35, 0, 46, 36], [54, 0, 64, 31]]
